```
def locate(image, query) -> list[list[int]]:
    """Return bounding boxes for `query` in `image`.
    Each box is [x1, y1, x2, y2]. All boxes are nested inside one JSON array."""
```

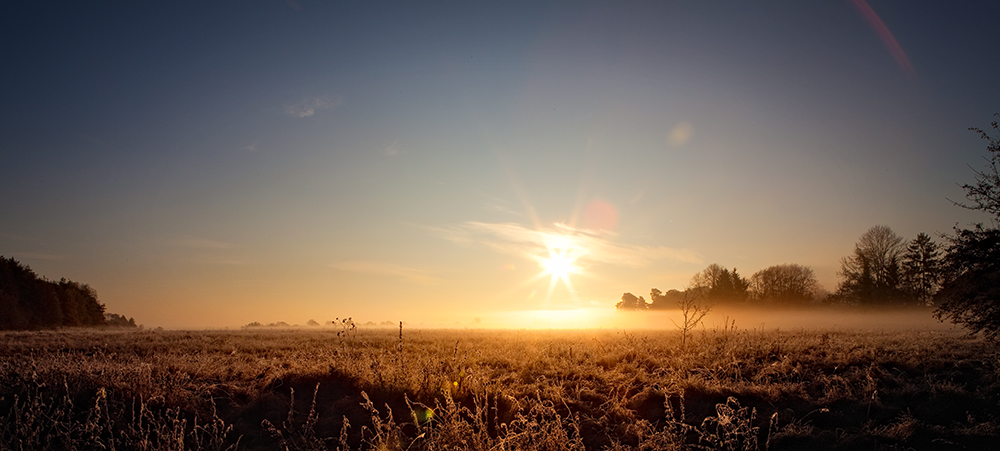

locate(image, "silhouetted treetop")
[[953, 115, 1000, 220], [615, 292, 648, 311], [832, 226, 913, 305], [748, 264, 819, 305], [649, 288, 686, 310], [690, 264, 749, 304], [935, 115, 1000, 339]]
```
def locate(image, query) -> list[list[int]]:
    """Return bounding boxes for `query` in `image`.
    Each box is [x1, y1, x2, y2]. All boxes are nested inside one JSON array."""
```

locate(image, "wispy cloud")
[[282, 96, 341, 118], [383, 140, 402, 156], [479, 196, 525, 218], [331, 261, 440, 285], [629, 190, 645, 205], [438, 221, 701, 267], [242, 140, 259, 152]]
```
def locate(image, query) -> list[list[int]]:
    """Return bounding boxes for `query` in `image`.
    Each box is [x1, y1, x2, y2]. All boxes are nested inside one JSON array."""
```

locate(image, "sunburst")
[[540, 248, 577, 282], [535, 237, 582, 301]]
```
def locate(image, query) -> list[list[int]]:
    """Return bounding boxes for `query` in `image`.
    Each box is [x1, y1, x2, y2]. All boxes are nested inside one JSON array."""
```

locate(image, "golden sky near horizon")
[[2, 1, 999, 328]]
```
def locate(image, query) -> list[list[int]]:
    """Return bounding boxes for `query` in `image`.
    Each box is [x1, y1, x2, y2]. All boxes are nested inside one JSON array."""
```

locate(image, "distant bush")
[[242, 321, 294, 328], [104, 313, 138, 328]]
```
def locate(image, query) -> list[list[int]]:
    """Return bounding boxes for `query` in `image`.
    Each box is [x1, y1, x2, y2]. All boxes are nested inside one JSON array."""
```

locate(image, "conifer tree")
[[901, 233, 941, 306]]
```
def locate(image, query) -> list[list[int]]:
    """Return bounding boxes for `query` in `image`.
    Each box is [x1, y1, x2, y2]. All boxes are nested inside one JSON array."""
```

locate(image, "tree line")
[[0, 256, 136, 330], [617, 262, 818, 310], [619, 114, 1000, 339], [616, 227, 944, 311]]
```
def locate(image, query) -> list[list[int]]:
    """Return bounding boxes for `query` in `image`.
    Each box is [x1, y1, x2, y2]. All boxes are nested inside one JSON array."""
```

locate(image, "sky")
[[2, 1, 999, 329]]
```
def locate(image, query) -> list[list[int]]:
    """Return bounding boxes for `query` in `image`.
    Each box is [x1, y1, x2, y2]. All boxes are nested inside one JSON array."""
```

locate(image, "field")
[[2, 322, 999, 450]]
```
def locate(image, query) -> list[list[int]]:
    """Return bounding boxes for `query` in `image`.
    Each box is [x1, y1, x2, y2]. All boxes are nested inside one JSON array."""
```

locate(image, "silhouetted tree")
[[615, 292, 648, 310], [1, 257, 47, 328], [649, 288, 686, 310], [0, 257, 56, 329], [748, 264, 819, 305], [901, 233, 942, 306], [690, 264, 749, 303], [935, 226, 1000, 337], [30, 279, 63, 327], [935, 116, 1000, 338], [832, 225, 909, 305], [0, 291, 27, 330], [0, 256, 107, 329], [56, 279, 105, 327]]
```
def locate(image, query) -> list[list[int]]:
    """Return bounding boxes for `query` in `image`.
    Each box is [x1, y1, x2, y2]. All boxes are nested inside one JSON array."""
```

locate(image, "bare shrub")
[[672, 290, 711, 347]]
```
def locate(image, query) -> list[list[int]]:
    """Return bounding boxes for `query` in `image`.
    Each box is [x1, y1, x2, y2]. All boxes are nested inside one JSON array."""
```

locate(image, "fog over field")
[[307, 306, 954, 332], [625, 307, 954, 332]]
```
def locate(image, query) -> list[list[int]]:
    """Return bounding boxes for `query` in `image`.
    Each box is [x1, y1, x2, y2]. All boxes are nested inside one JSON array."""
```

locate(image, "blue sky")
[[2, 1, 999, 327]]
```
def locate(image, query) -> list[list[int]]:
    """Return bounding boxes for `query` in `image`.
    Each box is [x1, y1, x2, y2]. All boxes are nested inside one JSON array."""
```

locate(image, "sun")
[[535, 241, 581, 300], [541, 250, 577, 281], [515, 229, 589, 305]]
